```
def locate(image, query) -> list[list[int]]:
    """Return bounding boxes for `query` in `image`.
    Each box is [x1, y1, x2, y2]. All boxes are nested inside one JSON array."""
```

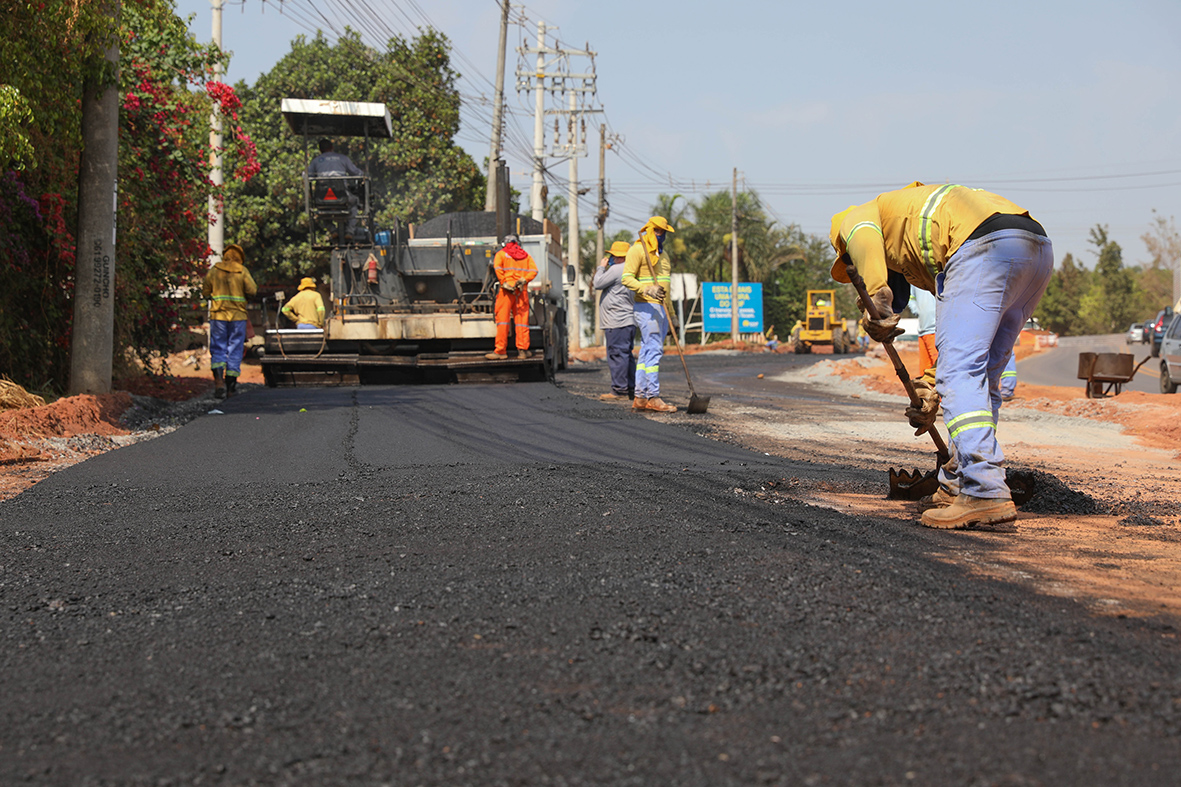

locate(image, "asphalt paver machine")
[[262, 99, 568, 385]]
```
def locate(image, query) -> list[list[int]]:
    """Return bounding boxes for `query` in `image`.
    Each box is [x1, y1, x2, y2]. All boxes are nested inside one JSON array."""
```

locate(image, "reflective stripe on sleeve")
[[844, 221, 882, 243]]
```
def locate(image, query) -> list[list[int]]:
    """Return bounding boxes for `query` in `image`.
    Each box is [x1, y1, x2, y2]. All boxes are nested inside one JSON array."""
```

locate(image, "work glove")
[[860, 285, 903, 343], [502, 280, 518, 292], [643, 285, 666, 300], [905, 378, 941, 435]]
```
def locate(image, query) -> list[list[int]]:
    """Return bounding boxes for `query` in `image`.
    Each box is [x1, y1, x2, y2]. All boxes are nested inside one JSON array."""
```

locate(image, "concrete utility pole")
[[566, 95, 582, 350], [69, 0, 120, 395], [483, 0, 510, 212], [208, 0, 224, 262], [730, 167, 739, 343], [516, 32, 600, 349], [593, 122, 607, 344], [526, 21, 548, 221]]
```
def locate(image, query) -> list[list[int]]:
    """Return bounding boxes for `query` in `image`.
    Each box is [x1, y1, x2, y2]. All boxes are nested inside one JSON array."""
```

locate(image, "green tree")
[[1034, 252, 1089, 336], [226, 28, 484, 283], [1079, 225, 1139, 334], [0, 0, 244, 390]]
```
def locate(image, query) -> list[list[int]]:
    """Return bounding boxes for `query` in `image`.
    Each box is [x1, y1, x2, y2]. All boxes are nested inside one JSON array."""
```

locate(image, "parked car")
[[1147, 307, 1175, 357], [1126, 322, 1145, 344], [1160, 313, 1181, 394]]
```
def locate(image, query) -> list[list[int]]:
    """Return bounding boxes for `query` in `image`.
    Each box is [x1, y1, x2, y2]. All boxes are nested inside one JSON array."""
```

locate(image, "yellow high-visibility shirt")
[[282, 289, 326, 328], [621, 234, 671, 304], [830, 182, 1031, 297]]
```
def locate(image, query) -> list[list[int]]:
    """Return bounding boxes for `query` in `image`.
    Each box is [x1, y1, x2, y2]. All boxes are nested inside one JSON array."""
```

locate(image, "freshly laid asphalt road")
[[3, 374, 1180, 785]]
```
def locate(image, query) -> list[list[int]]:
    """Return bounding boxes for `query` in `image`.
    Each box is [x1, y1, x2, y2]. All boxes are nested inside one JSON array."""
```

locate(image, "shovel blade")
[[686, 394, 711, 414], [887, 466, 940, 500]]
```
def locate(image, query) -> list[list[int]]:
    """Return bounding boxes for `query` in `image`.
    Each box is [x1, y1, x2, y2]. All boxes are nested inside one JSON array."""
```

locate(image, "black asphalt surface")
[[3, 369, 1180, 786]]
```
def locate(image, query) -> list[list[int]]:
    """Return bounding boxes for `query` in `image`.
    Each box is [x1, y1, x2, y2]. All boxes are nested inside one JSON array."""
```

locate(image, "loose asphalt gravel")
[[2, 372, 1180, 786]]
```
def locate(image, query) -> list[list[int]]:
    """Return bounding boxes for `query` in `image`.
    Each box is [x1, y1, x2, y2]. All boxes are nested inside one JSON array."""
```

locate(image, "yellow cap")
[[609, 240, 632, 257], [830, 254, 852, 284], [299, 277, 317, 291], [645, 215, 675, 233]]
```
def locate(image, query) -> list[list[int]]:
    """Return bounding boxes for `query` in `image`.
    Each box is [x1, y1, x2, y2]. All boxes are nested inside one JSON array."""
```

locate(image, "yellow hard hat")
[[609, 240, 632, 257], [298, 277, 317, 291]]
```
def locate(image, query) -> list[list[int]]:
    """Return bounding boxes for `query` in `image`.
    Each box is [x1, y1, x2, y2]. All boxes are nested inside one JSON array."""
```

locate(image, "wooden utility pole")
[[69, 0, 120, 395], [730, 167, 739, 343], [484, 0, 510, 212], [593, 123, 607, 344]]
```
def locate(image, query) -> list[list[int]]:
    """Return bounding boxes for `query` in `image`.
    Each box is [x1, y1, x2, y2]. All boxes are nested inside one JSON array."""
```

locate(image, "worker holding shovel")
[[622, 216, 677, 413], [830, 183, 1053, 530]]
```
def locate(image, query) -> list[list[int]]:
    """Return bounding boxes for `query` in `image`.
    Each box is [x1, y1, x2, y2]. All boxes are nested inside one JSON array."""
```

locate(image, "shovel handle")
[[842, 256, 950, 464]]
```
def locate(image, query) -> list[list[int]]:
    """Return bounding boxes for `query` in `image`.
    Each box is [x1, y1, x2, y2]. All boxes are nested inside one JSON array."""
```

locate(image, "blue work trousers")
[[633, 303, 668, 399], [999, 353, 1018, 398], [604, 325, 636, 396], [935, 230, 1053, 498], [210, 319, 247, 377]]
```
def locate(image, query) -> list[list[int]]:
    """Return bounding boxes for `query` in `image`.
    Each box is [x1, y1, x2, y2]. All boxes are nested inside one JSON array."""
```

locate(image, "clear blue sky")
[[178, 0, 1181, 268]]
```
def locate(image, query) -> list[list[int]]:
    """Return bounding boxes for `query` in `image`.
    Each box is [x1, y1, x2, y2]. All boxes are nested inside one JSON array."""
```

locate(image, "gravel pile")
[[1009, 467, 1104, 515]]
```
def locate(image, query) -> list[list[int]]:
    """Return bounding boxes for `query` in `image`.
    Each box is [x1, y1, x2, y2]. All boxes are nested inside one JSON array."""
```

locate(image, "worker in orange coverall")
[[485, 234, 538, 360]]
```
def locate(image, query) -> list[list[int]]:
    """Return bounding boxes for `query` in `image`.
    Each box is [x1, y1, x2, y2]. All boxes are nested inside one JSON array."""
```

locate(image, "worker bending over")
[[830, 183, 1052, 529], [622, 216, 677, 413], [486, 234, 538, 360], [282, 277, 326, 329]]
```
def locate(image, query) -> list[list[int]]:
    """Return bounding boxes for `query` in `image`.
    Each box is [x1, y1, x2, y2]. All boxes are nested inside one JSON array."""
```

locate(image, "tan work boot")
[[632, 397, 648, 410], [917, 486, 957, 512], [645, 397, 677, 413], [485, 351, 508, 360], [599, 393, 629, 402], [920, 494, 1016, 530], [517, 348, 532, 359]]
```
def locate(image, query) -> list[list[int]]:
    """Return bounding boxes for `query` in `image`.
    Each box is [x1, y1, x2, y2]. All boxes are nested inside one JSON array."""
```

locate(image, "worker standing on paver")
[[486, 234, 538, 361], [830, 182, 1053, 529], [202, 243, 257, 399], [593, 240, 638, 402], [281, 277, 326, 330], [622, 216, 677, 413]]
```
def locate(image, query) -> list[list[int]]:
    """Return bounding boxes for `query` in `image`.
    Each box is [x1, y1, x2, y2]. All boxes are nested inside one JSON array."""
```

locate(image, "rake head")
[[887, 466, 941, 500]]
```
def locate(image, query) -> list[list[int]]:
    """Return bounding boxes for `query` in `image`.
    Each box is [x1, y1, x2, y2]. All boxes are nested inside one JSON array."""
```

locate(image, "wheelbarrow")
[[1077, 352, 1151, 398]]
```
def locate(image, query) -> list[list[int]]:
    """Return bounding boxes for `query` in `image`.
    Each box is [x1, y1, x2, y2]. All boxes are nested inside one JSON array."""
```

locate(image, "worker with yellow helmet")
[[830, 183, 1052, 530]]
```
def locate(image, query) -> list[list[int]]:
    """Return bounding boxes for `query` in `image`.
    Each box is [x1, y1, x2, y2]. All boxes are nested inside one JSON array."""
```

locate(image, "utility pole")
[[208, 0, 224, 262], [483, 0, 510, 212], [593, 122, 607, 345], [69, 0, 120, 395], [525, 21, 548, 221], [730, 167, 739, 343], [566, 94, 582, 350], [516, 32, 600, 350]]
